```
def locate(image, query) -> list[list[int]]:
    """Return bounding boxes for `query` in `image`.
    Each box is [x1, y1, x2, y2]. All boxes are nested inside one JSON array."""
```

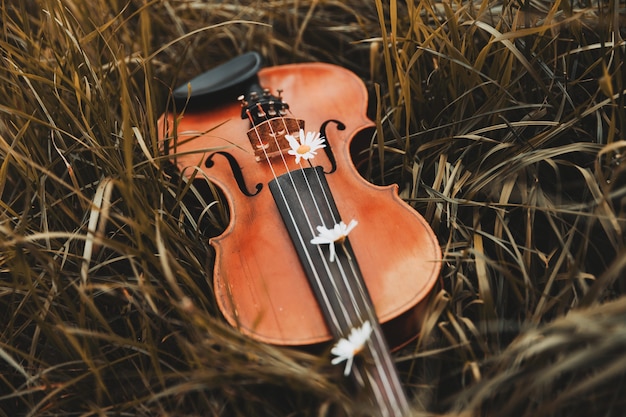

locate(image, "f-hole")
[[319, 119, 344, 174], [205, 151, 263, 197]]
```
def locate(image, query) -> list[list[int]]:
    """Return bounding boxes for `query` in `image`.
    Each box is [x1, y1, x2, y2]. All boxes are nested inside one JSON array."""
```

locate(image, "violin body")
[[161, 62, 439, 346], [160, 55, 441, 415]]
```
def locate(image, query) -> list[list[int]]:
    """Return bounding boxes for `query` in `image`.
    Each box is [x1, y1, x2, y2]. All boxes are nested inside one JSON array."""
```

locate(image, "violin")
[[158, 52, 441, 416]]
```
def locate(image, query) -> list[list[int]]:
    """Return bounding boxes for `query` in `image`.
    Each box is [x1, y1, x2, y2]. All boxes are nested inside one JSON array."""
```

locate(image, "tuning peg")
[[238, 95, 248, 107]]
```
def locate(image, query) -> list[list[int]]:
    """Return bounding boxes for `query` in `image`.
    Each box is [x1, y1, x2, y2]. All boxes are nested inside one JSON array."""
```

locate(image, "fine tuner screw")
[[238, 88, 285, 109]]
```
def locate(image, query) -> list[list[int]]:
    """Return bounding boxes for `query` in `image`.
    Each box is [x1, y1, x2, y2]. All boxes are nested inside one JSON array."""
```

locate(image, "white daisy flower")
[[331, 321, 373, 376], [310, 219, 358, 262], [285, 129, 326, 164]]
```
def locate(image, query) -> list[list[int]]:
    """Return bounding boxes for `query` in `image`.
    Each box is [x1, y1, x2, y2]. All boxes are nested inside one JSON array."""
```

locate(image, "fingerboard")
[[269, 166, 410, 417]]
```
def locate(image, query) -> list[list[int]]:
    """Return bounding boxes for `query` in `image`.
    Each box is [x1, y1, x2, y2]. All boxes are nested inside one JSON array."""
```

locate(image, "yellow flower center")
[[297, 144, 311, 155]]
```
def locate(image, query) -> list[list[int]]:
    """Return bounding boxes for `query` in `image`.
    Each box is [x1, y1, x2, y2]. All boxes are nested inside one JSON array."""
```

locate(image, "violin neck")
[[269, 167, 410, 417]]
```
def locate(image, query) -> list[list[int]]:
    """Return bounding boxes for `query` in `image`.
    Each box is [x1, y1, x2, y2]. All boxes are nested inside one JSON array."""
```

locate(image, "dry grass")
[[1, 0, 625, 416]]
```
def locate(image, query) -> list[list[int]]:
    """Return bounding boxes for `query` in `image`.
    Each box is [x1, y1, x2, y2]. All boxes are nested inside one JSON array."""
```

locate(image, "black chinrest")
[[172, 51, 263, 109]]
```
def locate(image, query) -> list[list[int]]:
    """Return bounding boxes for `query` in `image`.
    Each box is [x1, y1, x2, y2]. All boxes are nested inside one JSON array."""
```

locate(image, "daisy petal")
[[330, 321, 372, 377], [310, 220, 358, 262], [285, 129, 326, 164]]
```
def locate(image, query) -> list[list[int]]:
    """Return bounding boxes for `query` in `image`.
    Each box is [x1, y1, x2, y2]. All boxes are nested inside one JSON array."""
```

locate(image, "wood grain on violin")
[[158, 53, 441, 416]]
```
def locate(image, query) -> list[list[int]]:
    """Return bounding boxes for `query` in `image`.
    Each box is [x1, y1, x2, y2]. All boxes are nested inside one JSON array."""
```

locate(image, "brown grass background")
[[1, 0, 625, 416]]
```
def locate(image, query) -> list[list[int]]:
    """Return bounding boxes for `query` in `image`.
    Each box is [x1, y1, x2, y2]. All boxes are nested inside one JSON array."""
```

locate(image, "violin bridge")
[[247, 117, 304, 162]]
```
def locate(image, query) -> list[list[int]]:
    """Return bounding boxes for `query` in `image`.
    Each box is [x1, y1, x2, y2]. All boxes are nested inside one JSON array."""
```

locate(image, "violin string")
[[255, 111, 363, 327], [271, 106, 406, 413], [247, 101, 406, 415], [245, 108, 348, 333], [282, 118, 406, 410], [287, 124, 381, 329], [288, 132, 407, 415], [259, 109, 378, 331], [344, 257, 409, 413], [298, 141, 404, 406], [318, 243, 405, 413], [276, 118, 337, 230], [297, 123, 408, 413]]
